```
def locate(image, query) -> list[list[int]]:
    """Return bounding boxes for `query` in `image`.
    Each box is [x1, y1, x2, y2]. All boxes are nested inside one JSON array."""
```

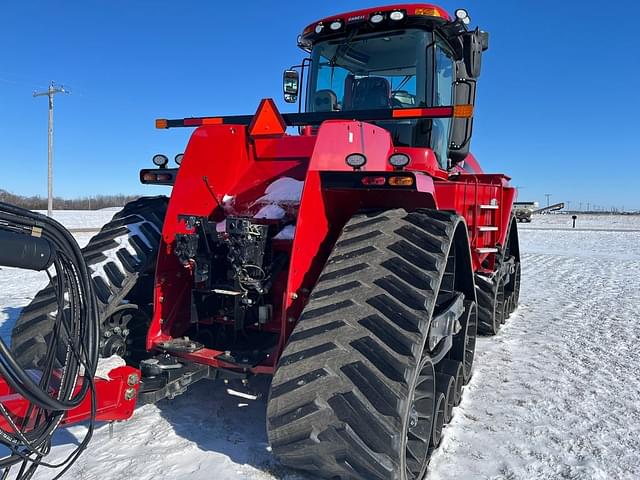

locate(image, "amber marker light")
[[453, 104, 474, 118], [388, 176, 414, 186]]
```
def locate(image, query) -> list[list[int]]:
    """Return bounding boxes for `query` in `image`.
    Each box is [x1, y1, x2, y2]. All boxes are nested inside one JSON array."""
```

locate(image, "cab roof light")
[[297, 34, 312, 51], [329, 20, 343, 31], [389, 10, 405, 21], [315, 23, 324, 34], [455, 9, 471, 25], [414, 7, 443, 17], [370, 13, 385, 24]]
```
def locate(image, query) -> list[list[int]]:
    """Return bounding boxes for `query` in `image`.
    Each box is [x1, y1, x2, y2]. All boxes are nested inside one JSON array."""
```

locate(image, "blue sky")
[[1, 1, 638, 210]]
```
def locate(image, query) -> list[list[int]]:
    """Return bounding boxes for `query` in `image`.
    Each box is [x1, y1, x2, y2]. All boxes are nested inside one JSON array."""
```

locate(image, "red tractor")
[[5, 4, 520, 479]]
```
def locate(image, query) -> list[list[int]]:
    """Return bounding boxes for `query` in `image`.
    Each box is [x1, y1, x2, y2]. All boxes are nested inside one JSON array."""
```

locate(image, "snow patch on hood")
[[254, 205, 286, 220], [257, 177, 303, 205]]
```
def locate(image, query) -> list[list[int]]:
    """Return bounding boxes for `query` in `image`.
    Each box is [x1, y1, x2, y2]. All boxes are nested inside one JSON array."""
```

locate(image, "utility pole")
[[33, 81, 69, 217], [544, 193, 551, 207]]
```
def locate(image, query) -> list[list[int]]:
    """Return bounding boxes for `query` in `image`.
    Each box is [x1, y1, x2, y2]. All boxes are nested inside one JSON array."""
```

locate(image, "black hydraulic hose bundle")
[[0, 201, 99, 479]]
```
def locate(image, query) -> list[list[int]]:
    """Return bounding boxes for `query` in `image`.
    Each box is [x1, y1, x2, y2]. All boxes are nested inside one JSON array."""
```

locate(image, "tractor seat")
[[313, 89, 339, 112], [350, 76, 391, 110]]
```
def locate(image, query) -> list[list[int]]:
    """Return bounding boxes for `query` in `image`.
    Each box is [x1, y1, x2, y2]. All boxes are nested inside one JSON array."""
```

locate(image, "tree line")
[[0, 189, 141, 210]]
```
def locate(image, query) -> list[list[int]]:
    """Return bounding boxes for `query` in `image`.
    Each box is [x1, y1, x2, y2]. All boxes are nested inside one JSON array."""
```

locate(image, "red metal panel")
[[434, 173, 515, 271], [253, 135, 315, 160], [277, 120, 438, 356], [309, 120, 394, 171], [148, 97, 514, 369], [147, 122, 309, 349], [0, 366, 140, 433]]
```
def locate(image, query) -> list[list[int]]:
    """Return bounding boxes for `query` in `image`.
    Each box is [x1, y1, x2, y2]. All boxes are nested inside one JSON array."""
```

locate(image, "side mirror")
[[283, 70, 299, 103], [448, 62, 477, 166], [462, 29, 487, 78]]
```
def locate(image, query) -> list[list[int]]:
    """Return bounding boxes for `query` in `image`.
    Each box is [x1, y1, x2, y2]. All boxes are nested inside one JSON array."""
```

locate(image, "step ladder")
[[475, 200, 500, 255]]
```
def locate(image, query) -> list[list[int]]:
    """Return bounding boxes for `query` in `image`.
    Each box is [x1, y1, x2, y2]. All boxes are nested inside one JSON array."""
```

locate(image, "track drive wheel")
[[267, 209, 474, 480]]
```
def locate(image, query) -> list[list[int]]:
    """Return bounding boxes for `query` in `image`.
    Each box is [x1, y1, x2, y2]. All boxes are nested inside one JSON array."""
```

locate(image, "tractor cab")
[[284, 4, 488, 169]]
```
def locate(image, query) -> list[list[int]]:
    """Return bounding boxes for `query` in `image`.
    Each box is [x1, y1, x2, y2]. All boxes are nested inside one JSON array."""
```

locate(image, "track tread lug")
[[10, 196, 168, 369], [268, 208, 471, 480]]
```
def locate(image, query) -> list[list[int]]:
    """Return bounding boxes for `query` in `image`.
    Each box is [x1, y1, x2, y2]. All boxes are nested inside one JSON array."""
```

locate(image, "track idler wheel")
[[436, 373, 456, 423], [406, 356, 436, 480], [437, 359, 464, 406], [477, 274, 505, 335], [449, 300, 477, 384], [497, 277, 507, 325], [430, 392, 446, 449], [505, 262, 521, 318]]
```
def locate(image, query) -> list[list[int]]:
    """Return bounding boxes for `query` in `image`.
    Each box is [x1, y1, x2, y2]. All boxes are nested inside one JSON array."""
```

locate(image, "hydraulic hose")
[[0, 201, 99, 479], [0, 230, 55, 271]]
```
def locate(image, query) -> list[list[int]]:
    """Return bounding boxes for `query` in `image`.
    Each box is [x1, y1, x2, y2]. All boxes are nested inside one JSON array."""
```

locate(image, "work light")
[[389, 153, 410, 169], [455, 9, 471, 25], [346, 153, 367, 169], [152, 154, 169, 167]]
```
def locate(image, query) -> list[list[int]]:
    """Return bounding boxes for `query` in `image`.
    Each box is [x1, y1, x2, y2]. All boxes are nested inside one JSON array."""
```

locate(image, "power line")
[[33, 81, 69, 217]]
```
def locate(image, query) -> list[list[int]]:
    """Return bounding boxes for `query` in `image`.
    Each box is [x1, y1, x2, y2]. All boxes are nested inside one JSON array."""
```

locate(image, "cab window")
[[431, 37, 454, 169]]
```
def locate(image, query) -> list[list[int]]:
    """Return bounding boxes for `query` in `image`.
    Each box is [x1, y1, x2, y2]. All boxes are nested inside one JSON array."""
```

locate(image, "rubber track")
[[475, 272, 501, 334], [476, 217, 520, 335], [10, 196, 168, 368], [267, 209, 461, 480]]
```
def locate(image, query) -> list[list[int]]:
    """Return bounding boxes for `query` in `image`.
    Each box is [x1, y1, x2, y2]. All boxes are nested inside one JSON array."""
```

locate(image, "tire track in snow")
[[12, 218, 640, 480], [429, 244, 640, 479]]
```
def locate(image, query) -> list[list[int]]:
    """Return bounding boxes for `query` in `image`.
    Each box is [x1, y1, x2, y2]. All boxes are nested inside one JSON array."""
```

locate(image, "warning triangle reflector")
[[249, 98, 287, 137]]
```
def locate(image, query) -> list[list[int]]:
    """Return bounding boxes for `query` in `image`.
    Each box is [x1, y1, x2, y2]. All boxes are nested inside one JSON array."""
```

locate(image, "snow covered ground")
[[524, 213, 640, 231], [1, 211, 639, 479], [33, 209, 119, 231]]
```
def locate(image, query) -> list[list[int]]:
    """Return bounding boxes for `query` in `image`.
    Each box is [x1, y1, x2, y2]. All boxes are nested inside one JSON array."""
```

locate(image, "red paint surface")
[[0, 366, 140, 432], [147, 99, 515, 373]]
